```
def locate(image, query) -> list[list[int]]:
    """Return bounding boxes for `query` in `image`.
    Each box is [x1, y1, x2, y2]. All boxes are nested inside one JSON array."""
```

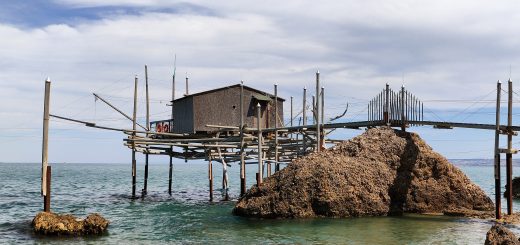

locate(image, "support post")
[[257, 103, 263, 185], [41, 77, 51, 211], [185, 73, 189, 96], [400, 85, 406, 131], [132, 75, 138, 198], [319, 87, 325, 151], [43, 166, 51, 212], [385, 83, 389, 124], [209, 156, 213, 202], [274, 84, 279, 172], [240, 81, 246, 196], [169, 147, 173, 195], [315, 70, 320, 152], [507, 78, 513, 215], [494, 80, 502, 219], [302, 87, 307, 154], [143, 65, 150, 197], [290, 96, 293, 138]]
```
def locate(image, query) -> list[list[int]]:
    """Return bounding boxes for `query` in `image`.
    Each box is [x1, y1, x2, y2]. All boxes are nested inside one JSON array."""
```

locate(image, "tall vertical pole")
[[240, 81, 246, 196], [143, 65, 150, 197], [302, 87, 307, 154], [315, 70, 320, 152], [401, 85, 406, 131], [290, 96, 293, 136], [385, 84, 390, 124], [168, 151, 173, 195], [494, 80, 502, 219], [209, 155, 213, 202], [41, 77, 51, 211], [507, 79, 513, 215], [321, 87, 325, 150], [170, 58, 176, 196], [132, 75, 138, 198], [274, 84, 279, 172], [257, 103, 263, 185]]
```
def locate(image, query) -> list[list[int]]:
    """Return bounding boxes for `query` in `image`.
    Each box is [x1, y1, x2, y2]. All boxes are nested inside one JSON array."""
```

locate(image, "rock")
[[485, 224, 520, 245], [233, 128, 494, 218], [504, 177, 520, 198], [32, 212, 109, 235]]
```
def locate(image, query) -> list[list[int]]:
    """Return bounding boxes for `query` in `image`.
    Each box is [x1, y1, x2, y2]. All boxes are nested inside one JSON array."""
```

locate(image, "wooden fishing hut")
[[167, 84, 284, 134]]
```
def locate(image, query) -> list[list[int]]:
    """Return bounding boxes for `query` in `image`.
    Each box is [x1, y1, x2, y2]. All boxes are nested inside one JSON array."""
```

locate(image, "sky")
[[1, 0, 520, 163]]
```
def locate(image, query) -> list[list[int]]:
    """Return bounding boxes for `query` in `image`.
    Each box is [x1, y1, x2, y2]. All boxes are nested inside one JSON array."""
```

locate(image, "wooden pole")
[[290, 96, 293, 139], [257, 103, 263, 185], [321, 87, 325, 150], [315, 70, 320, 152], [302, 87, 307, 154], [240, 81, 246, 196], [143, 65, 149, 197], [494, 80, 502, 219], [209, 155, 213, 202], [507, 78, 513, 215], [43, 166, 51, 212], [41, 77, 51, 210], [132, 75, 138, 198], [401, 85, 406, 131], [168, 147, 173, 195], [185, 73, 189, 96], [274, 84, 279, 172], [385, 84, 389, 124]]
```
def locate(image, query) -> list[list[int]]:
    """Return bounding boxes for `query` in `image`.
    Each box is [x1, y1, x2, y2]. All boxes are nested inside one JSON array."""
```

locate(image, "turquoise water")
[[1, 160, 520, 244]]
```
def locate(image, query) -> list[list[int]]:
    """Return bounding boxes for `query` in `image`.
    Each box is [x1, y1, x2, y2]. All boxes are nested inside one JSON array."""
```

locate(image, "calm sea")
[[1, 160, 520, 244]]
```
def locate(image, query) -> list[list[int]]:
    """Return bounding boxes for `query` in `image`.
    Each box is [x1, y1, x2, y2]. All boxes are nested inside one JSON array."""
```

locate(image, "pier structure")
[[47, 68, 517, 220]]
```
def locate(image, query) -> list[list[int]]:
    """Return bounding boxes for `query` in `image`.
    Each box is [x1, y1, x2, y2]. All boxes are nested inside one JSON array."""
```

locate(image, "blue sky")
[[1, 0, 520, 163]]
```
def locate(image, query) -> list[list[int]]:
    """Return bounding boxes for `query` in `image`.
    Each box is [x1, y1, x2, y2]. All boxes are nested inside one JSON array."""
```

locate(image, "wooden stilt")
[[315, 70, 320, 152], [507, 78, 513, 215], [41, 78, 51, 211], [494, 80, 502, 219], [302, 87, 307, 154], [274, 84, 279, 172], [132, 75, 138, 199], [143, 65, 150, 197], [168, 153, 173, 196], [209, 156, 213, 202], [239, 82, 246, 196], [401, 85, 406, 131], [257, 103, 263, 185], [43, 166, 51, 212]]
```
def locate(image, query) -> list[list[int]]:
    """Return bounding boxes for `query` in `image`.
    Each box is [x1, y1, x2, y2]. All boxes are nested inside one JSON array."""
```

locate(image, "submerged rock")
[[233, 128, 494, 218], [485, 224, 520, 245], [32, 212, 109, 235], [504, 177, 520, 199]]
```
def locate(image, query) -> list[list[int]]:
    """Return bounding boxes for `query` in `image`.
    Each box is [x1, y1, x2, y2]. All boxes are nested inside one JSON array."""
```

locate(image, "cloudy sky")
[[1, 0, 520, 163]]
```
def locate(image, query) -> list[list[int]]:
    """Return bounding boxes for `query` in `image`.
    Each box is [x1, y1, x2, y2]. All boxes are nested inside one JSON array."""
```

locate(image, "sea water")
[[1, 160, 520, 244]]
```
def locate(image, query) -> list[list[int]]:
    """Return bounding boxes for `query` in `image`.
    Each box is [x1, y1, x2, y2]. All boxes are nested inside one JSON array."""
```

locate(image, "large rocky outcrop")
[[485, 224, 520, 245], [233, 128, 494, 218], [32, 212, 109, 235]]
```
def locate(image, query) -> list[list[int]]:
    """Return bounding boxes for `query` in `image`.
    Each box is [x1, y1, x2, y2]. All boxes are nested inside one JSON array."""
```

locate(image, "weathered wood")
[[274, 84, 279, 172], [315, 71, 320, 153], [240, 82, 246, 196], [169, 150, 173, 195], [43, 166, 51, 212], [208, 156, 213, 202], [93, 93, 147, 131], [41, 78, 51, 201], [507, 78, 514, 215], [143, 65, 150, 197], [132, 75, 138, 199], [257, 103, 263, 185], [494, 80, 502, 219]]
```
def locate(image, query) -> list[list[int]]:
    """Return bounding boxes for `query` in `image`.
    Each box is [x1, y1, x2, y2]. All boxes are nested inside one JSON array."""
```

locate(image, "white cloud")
[[2, 1, 520, 161]]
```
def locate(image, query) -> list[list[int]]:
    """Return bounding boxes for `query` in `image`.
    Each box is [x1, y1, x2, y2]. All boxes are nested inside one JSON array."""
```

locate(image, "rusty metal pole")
[[41, 77, 51, 211], [494, 80, 502, 219], [257, 103, 263, 185], [132, 75, 138, 198], [507, 79, 513, 215]]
